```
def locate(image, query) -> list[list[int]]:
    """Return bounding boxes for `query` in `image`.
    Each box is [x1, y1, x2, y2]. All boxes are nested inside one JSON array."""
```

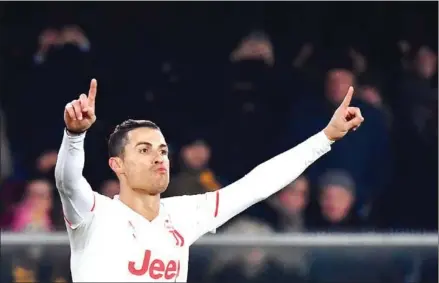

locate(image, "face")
[[25, 180, 52, 212], [278, 177, 309, 215], [110, 127, 170, 195], [414, 47, 437, 79], [182, 142, 211, 170], [326, 69, 355, 104], [320, 185, 354, 223]]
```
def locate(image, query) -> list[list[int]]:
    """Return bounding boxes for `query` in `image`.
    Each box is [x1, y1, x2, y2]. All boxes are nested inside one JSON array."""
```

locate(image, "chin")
[[150, 182, 169, 195]]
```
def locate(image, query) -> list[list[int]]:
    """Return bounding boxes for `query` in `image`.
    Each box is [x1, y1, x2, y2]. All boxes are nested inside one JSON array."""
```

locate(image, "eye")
[[139, 148, 148, 154], [161, 149, 169, 156]]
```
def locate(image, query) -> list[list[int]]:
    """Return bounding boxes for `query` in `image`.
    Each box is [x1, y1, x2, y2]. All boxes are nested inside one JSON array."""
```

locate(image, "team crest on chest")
[[164, 217, 185, 247]]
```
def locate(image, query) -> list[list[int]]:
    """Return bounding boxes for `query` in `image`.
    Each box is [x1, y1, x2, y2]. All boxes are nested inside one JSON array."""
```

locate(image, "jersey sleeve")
[[164, 131, 333, 245], [54, 130, 98, 236], [162, 191, 219, 245]]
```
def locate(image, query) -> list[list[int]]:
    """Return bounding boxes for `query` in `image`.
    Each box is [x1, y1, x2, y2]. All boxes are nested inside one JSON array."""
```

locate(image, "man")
[[164, 139, 220, 198], [55, 79, 363, 282]]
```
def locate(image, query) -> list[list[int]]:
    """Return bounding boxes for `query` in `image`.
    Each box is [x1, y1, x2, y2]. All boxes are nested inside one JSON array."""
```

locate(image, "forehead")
[[285, 179, 308, 193], [322, 185, 351, 195], [126, 127, 166, 146], [328, 69, 353, 79]]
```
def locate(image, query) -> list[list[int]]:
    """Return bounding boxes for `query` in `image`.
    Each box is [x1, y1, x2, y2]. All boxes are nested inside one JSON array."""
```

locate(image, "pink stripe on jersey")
[[214, 190, 219, 217], [64, 193, 96, 227], [90, 194, 96, 211]]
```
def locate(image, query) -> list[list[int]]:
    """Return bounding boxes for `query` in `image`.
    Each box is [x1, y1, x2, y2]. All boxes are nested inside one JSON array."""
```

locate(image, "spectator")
[[215, 31, 278, 180], [34, 26, 90, 65], [0, 3, 436, 282], [381, 44, 438, 230], [33, 28, 62, 65], [268, 176, 309, 233], [163, 139, 221, 197], [10, 179, 54, 232], [266, 176, 310, 278], [209, 177, 310, 282], [230, 30, 274, 66], [284, 67, 392, 211], [309, 170, 369, 231], [34, 151, 58, 178], [100, 179, 120, 199]]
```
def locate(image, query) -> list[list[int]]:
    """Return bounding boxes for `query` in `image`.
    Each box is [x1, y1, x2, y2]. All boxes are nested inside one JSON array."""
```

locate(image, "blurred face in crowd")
[[359, 85, 382, 107], [25, 179, 53, 212], [278, 177, 309, 215], [101, 179, 120, 198], [231, 35, 274, 66], [320, 185, 354, 223], [326, 69, 355, 104], [414, 46, 437, 79], [182, 141, 211, 170], [110, 127, 170, 195]]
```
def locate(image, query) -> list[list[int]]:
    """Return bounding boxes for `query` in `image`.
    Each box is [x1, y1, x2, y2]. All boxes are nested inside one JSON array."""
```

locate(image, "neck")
[[119, 185, 161, 222]]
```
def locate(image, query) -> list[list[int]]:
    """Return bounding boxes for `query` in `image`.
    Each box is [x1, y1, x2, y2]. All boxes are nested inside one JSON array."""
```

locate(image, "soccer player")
[[55, 79, 363, 282]]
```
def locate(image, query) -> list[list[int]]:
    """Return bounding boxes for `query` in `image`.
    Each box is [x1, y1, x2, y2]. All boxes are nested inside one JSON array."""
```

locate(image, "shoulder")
[[161, 195, 196, 213], [92, 192, 115, 212], [161, 194, 209, 220], [161, 194, 202, 206]]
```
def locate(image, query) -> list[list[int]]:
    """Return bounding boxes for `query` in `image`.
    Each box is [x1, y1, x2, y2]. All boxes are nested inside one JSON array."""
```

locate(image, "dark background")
[[0, 2, 437, 283]]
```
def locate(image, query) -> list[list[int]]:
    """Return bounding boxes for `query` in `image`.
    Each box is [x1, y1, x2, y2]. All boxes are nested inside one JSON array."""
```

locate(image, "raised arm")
[[206, 86, 364, 232], [55, 79, 98, 229]]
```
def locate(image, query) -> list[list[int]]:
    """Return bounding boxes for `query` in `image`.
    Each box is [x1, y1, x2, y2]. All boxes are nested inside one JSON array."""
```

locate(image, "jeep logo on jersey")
[[128, 250, 181, 280]]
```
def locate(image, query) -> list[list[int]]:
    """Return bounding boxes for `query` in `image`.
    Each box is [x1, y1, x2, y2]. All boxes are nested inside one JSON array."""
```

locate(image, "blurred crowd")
[[0, 2, 437, 283]]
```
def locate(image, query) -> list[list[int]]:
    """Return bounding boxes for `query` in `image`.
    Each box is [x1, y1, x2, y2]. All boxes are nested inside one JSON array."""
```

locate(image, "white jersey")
[[55, 130, 331, 282], [66, 192, 219, 282]]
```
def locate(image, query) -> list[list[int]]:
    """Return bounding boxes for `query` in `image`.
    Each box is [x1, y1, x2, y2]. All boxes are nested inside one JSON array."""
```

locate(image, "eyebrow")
[[135, 142, 168, 149]]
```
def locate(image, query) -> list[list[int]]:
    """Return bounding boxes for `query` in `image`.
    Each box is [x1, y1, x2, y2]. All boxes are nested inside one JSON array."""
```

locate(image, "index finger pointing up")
[[88, 79, 98, 106], [341, 86, 354, 108]]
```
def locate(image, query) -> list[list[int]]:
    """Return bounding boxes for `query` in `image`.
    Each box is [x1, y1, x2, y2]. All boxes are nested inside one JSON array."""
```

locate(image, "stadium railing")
[[1, 232, 437, 283], [1, 232, 438, 247]]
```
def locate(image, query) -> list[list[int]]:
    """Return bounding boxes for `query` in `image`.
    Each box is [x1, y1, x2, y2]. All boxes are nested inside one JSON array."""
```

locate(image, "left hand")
[[323, 86, 364, 141]]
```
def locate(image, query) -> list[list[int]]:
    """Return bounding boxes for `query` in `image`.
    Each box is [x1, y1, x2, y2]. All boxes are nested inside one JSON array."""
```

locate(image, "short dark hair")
[[108, 119, 160, 157]]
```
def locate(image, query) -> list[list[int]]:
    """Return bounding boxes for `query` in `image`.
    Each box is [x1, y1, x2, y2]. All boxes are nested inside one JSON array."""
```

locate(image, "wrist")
[[65, 128, 86, 136], [323, 127, 336, 142]]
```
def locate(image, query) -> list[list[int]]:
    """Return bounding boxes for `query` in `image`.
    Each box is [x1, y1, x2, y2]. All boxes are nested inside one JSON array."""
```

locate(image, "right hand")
[[64, 79, 98, 133]]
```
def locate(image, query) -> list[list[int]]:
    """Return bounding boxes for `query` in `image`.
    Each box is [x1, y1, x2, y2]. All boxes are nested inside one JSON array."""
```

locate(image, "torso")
[[69, 196, 189, 282]]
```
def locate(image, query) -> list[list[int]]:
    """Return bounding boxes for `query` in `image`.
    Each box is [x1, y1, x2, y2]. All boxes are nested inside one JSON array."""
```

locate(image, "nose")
[[153, 154, 164, 164]]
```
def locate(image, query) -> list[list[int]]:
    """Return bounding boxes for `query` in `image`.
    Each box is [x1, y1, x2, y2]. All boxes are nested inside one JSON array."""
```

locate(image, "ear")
[[109, 157, 124, 174]]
